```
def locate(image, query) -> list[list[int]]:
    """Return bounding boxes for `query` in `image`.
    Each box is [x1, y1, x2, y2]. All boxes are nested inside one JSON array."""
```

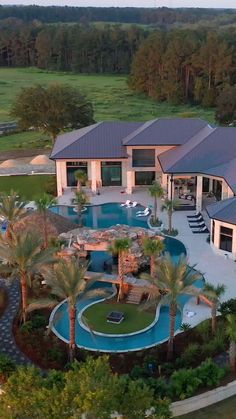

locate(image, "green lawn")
[[0, 175, 55, 200], [0, 131, 51, 153], [180, 396, 236, 419], [83, 302, 155, 334]]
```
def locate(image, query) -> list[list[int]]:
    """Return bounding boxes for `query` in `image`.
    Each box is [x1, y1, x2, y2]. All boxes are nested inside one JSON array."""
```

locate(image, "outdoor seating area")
[[187, 212, 209, 234]]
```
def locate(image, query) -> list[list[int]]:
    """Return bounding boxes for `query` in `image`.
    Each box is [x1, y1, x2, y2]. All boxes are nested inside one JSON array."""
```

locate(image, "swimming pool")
[[50, 202, 149, 229]]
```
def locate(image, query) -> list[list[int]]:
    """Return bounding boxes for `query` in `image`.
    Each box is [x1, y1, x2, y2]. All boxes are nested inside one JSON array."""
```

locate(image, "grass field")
[[0, 67, 215, 123], [83, 302, 155, 334], [181, 396, 236, 419], [0, 175, 55, 200]]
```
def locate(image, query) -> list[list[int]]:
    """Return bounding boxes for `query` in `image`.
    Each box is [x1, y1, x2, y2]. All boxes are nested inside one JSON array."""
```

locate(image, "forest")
[[0, 5, 236, 26]]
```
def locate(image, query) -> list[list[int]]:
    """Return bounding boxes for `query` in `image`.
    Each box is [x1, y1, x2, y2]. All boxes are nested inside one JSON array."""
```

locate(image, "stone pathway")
[[0, 278, 32, 365]]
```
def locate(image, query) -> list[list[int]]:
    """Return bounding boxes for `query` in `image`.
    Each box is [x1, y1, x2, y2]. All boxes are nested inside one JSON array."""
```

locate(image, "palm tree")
[[143, 237, 165, 278], [143, 253, 201, 360], [35, 193, 57, 248], [148, 181, 164, 223], [202, 283, 226, 335], [161, 198, 178, 234], [108, 238, 131, 301], [0, 190, 26, 238], [73, 191, 89, 227], [226, 314, 236, 372], [0, 231, 55, 323], [74, 170, 88, 191]]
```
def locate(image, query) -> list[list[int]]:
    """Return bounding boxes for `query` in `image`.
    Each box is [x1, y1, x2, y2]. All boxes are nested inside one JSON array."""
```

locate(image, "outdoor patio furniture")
[[136, 208, 150, 217], [107, 311, 124, 324], [192, 226, 209, 234], [187, 212, 201, 219], [188, 216, 204, 224], [136, 207, 149, 214], [120, 200, 131, 207], [189, 221, 205, 229]]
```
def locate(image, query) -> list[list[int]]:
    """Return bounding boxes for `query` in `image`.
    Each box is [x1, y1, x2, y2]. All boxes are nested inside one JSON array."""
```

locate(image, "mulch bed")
[[0, 288, 8, 318]]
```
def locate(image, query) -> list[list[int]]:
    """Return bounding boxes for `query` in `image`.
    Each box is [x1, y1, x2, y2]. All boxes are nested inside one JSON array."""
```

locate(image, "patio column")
[[91, 161, 101, 193], [161, 173, 168, 192], [167, 175, 174, 201], [196, 176, 203, 212], [126, 171, 135, 194], [209, 178, 213, 192], [56, 161, 67, 196], [221, 180, 228, 200]]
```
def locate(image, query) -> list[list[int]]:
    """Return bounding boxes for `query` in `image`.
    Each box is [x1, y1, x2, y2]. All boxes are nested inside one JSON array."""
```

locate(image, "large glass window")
[[132, 149, 155, 167], [101, 162, 121, 186], [66, 162, 87, 187], [219, 226, 233, 252], [135, 171, 155, 185], [213, 180, 222, 201]]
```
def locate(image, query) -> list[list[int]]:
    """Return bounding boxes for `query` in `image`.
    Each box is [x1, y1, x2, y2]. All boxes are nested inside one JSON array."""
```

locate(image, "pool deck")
[[58, 186, 236, 328]]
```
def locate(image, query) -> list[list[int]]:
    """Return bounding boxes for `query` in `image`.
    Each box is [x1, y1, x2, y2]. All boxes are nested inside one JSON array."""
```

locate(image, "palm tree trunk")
[[154, 197, 157, 223], [211, 304, 217, 334], [78, 203, 82, 227], [77, 181, 82, 192], [21, 272, 28, 323], [168, 210, 172, 234], [167, 303, 176, 360], [118, 251, 124, 301], [69, 305, 76, 362], [6, 222, 13, 240], [43, 210, 48, 248], [229, 340, 236, 372], [150, 255, 155, 278]]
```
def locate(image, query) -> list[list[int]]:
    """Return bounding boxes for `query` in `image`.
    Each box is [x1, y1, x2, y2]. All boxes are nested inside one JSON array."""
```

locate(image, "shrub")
[[195, 358, 226, 388], [195, 320, 211, 342], [0, 354, 16, 378], [219, 299, 236, 316], [146, 377, 169, 398], [47, 347, 63, 362], [31, 314, 47, 330], [20, 321, 33, 334], [130, 365, 147, 379], [180, 343, 201, 366], [180, 323, 191, 332], [201, 334, 226, 357], [170, 368, 202, 400]]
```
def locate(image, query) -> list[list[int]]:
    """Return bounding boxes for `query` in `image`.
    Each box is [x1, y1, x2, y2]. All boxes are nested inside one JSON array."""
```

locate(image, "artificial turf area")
[[83, 302, 155, 334], [0, 175, 55, 200]]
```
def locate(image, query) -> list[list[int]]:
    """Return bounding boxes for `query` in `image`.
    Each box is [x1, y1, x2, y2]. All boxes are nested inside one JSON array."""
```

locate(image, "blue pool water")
[[50, 203, 149, 229], [50, 202, 204, 352]]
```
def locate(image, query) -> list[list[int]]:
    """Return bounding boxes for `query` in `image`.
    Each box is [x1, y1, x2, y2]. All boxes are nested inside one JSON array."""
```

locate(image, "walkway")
[[0, 278, 31, 365]]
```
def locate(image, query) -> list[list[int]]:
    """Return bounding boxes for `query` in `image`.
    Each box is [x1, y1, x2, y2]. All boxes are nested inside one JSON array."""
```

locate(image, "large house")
[[51, 118, 236, 259]]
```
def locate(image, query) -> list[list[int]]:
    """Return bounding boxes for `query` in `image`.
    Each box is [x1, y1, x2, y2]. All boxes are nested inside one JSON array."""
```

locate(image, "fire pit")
[[107, 311, 124, 324]]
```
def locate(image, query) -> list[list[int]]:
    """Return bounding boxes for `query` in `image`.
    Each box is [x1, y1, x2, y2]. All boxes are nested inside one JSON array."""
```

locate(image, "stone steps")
[[126, 287, 143, 304]]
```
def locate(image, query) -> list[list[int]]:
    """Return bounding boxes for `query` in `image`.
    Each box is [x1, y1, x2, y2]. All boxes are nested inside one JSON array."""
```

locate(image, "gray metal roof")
[[50, 118, 209, 160], [159, 127, 236, 193], [50, 121, 142, 159], [122, 118, 209, 146], [207, 197, 236, 225]]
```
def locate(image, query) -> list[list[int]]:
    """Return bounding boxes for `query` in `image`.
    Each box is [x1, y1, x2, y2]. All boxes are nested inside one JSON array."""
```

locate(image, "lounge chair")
[[192, 226, 209, 234], [189, 221, 205, 229], [136, 208, 150, 217], [120, 200, 131, 207], [127, 201, 138, 208], [136, 207, 149, 214], [188, 216, 204, 224], [187, 212, 201, 219], [73, 207, 87, 213]]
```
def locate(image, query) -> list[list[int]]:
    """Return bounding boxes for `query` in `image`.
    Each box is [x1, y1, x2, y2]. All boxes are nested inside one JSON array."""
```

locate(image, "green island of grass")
[[83, 302, 155, 334]]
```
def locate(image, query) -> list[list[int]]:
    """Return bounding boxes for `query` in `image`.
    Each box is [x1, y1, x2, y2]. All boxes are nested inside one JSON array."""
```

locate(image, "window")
[[66, 162, 87, 187], [101, 162, 121, 186], [135, 171, 155, 185], [132, 149, 155, 167], [219, 226, 233, 252]]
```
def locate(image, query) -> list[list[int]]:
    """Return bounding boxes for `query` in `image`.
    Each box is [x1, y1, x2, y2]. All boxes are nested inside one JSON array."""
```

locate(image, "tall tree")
[[161, 198, 178, 234], [11, 83, 95, 143], [215, 86, 236, 125], [108, 237, 131, 301], [202, 282, 226, 335], [73, 191, 89, 228], [148, 181, 164, 224], [0, 190, 26, 238], [35, 193, 57, 248], [143, 237, 165, 278], [143, 253, 200, 359], [0, 232, 55, 322]]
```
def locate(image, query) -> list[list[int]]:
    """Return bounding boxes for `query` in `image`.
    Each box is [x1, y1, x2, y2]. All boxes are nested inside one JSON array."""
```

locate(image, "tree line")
[[0, 5, 234, 26], [129, 29, 236, 107], [0, 21, 146, 73]]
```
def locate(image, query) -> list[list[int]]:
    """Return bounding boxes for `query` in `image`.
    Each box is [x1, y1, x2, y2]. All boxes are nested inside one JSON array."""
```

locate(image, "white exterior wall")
[[211, 218, 236, 260], [56, 161, 67, 196]]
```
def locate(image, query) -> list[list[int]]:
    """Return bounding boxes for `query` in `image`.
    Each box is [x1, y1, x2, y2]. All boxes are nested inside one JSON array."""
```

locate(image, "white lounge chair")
[[136, 207, 148, 214], [127, 201, 138, 208], [136, 208, 150, 217], [120, 200, 131, 207]]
